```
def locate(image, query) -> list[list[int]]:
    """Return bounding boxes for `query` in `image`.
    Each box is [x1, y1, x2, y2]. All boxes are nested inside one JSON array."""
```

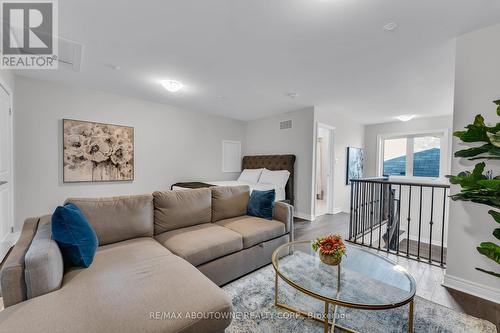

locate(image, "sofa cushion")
[[66, 195, 153, 246], [0, 238, 233, 333], [51, 203, 98, 268], [215, 215, 286, 249], [211, 185, 250, 222], [155, 223, 243, 266], [25, 219, 64, 299], [153, 188, 212, 234]]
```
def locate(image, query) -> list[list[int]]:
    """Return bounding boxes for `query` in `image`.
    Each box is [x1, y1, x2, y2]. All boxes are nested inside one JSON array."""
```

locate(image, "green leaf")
[[489, 210, 500, 223], [473, 162, 486, 177], [477, 179, 500, 190], [469, 156, 500, 160], [475, 267, 500, 278], [487, 131, 500, 148], [476, 242, 500, 264], [455, 144, 492, 158], [474, 114, 485, 126], [495, 100, 500, 117], [494, 228, 500, 241]]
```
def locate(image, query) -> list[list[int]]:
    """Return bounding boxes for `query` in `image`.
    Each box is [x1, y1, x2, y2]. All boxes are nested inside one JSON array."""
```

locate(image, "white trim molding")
[[294, 211, 314, 221], [442, 273, 500, 304], [332, 207, 343, 214]]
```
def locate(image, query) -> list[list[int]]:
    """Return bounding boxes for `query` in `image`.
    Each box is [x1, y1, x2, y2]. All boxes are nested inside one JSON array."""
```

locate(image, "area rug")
[[222, 256, 496, 333]]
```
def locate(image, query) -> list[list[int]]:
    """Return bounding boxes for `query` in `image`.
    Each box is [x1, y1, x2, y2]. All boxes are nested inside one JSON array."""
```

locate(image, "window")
[[379, 132, 447, 179], [383, 138, 407, 176], [413, 136, 441, 177]]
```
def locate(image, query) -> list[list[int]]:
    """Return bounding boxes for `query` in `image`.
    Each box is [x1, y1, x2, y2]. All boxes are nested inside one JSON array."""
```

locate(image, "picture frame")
[[346, 147, 364, 185], [63, 119, 134, 183]]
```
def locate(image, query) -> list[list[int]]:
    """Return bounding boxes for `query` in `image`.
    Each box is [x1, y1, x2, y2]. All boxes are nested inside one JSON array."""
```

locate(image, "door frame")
[[313, 122, 335, 218], [0, 76, 16, 262]]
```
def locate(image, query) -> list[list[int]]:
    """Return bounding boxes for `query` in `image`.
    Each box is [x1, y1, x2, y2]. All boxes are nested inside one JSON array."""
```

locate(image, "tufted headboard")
[[242, 154, 296, 205]]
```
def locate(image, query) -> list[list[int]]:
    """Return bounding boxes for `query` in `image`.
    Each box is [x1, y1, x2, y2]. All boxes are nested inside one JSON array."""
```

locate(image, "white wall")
[[314, 108, 365, 214], [364, 115, 453, 177], [444, 23, 500, 303], [0, 71, 15, 93], [244, 107, 315, 219], [13, 76, 245, 230]]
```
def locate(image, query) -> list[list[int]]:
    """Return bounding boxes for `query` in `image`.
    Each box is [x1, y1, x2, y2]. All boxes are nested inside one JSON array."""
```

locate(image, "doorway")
[[314, 124, 334, 218], [0, 82, 13, 261]]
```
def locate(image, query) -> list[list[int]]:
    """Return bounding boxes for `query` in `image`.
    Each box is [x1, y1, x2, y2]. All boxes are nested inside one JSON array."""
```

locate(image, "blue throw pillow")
[[51, 203, 98, 268], [247, 189, 276, 220]]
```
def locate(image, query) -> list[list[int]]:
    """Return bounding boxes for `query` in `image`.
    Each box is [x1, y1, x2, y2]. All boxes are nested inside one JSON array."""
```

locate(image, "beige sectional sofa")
[[0, 185, 293, 333]]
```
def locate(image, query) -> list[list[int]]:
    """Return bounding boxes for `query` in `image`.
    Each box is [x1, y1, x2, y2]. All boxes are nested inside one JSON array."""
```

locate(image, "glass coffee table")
[[272, 241, 416, 333]]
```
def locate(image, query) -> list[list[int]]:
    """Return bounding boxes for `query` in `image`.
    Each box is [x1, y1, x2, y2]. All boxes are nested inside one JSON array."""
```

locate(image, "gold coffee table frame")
[[271, 241, 416, 333]]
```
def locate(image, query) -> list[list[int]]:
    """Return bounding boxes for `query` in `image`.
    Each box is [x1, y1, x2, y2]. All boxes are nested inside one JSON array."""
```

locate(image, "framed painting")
[[63, 119, 134, 182], [346, 147, 363, 185]]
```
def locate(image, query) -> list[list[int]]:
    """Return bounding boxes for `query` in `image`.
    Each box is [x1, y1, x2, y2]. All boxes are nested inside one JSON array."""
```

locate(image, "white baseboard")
[[294, 211, 314, 221], [442, 273, 500, 304], [332, 207, 343, 214], [405, 233, 447, 248]]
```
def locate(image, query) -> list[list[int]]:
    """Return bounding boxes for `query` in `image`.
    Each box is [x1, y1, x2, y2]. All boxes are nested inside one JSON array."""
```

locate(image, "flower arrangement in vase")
[[312, 235, 346, 266]]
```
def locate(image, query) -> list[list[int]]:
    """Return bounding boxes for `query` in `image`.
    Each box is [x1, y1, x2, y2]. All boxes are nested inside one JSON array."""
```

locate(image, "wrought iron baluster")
[[440, 188, 446, 266], [349, 181, 354, 240], [369, 183, 374, 247], [406, 186, 412, 257], [347, 179, 449, 267], [417, 186, 423, 260], [378, 183, 383, 250], [428, 187, 435, 263], [396, 185, 402, 255]]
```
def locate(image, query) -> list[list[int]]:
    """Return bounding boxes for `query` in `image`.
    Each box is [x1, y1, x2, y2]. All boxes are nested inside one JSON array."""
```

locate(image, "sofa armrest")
[[273, 202, 294, 240], [0, 216, 41, 307], [25, 217, 63, 299]]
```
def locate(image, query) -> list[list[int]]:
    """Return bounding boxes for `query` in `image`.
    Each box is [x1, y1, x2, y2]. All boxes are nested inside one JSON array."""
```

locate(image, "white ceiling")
[[15, 0, 500, 123]]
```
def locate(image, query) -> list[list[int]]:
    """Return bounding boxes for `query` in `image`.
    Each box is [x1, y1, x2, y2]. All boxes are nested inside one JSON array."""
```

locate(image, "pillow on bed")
[[238, 168, 264, 183], [258, 169, 290, 188]]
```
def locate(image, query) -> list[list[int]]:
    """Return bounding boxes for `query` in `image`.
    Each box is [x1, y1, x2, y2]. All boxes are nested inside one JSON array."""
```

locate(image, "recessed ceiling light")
[[395, 114, 416, 122], [383, 22, 398, 32], [286, 92, 299, 99], [160, 80, 184, 93], [105, 64, 120, 70]]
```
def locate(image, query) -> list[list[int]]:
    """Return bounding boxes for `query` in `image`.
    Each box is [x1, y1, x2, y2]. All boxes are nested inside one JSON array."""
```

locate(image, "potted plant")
[[448, 100, 500, 278], [312, 235, 346, 266]]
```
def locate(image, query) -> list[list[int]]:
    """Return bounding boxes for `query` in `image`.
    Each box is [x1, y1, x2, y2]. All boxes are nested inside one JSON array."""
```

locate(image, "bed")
[[171, 154, 296, 205]]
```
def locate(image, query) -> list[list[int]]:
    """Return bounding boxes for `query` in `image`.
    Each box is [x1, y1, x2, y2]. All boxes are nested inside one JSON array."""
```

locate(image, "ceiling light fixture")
[[286, 92, 299, 99], [383, 22, 398, 32], [395, 114, 416, 122], [104, 64, 121, 70], [160, 79, 184, 93]]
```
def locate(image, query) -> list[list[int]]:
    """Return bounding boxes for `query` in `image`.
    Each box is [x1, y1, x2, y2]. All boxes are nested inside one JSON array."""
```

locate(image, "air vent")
[[280, 120, 292, 130], [57, 37, 83, 72]]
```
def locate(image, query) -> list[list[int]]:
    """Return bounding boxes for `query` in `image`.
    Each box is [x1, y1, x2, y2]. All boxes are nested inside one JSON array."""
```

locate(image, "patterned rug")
[[222, 256, 496, 333]]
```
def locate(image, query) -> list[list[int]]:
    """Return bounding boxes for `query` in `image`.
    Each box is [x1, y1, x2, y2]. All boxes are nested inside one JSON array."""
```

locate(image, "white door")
[[315, 124, 335, 217], [0, 85, 13, 261]]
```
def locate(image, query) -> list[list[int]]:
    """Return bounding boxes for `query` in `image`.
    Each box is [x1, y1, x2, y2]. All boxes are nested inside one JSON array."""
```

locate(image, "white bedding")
[[173, 180, 286, 202], [209, 181, 286, 202]]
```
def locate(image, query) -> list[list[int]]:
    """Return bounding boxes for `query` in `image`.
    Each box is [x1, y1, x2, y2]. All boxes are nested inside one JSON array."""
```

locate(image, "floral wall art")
[[63, 119, 134, 182]]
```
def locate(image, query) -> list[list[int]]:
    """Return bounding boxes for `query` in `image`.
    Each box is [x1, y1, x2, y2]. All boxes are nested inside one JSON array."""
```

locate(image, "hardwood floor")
[[294, 213, 500, 331]]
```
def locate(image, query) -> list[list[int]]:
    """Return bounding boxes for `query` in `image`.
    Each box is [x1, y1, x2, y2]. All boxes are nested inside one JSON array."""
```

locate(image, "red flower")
[[316, 235, 346, 257]]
